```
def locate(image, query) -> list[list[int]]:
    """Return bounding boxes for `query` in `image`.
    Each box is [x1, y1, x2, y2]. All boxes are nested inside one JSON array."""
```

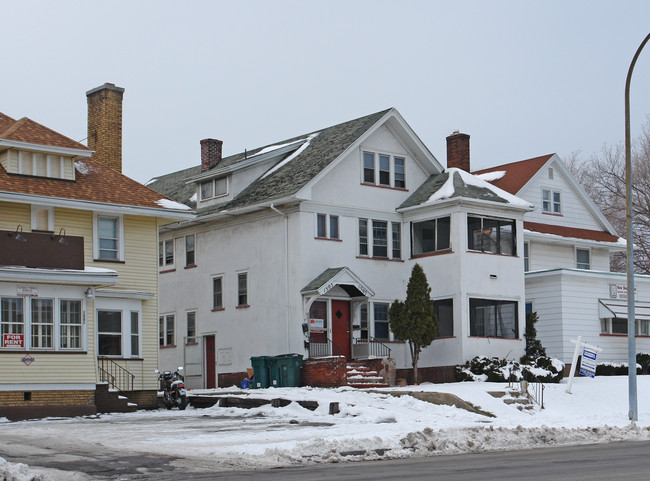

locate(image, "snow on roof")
[[155, 198, 192, 210], [426, 168, 532, 208], [74, 160, 94, 175], [476, 170, 506, 182], [261, 132, 319, 179], [252, 138, 308, 157]]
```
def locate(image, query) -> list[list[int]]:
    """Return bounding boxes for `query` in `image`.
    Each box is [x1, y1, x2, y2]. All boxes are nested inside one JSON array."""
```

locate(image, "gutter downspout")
[[270, 203, 291, 352]]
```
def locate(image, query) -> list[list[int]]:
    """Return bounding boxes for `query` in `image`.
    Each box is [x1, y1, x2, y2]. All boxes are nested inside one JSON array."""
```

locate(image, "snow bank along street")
[[2, 376, 650, 480]]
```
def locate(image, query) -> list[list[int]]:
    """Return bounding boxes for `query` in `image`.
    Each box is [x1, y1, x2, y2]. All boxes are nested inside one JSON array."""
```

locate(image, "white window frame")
[[159, 238, 175, 269], [31, 205, 54, 232], [185, 234, 196, 267], [60, 299, 83, 351], [372, 302, 391, 341], [18, 151, 65, 179], [524, 241, 530, 271], [361, 150, 407, 189], [315, 213, 339, 240], [159, 313, 176, 348], [212, 275, 224, 310], [576, 247, 591, 270], [93, 213, 125, 261], [601, 317, 650, 336], [186, 310, 197, 342], [130, 310, 141, 358], [358, 217, 401, 260], [237, 272, 249, 307], [542, 188, 562, 214], [200, 176, 229, 201]]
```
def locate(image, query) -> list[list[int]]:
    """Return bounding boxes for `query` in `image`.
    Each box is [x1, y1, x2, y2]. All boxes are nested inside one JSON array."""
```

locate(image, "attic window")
[[18, 151, 65, 179], [200, 177, 228, 201], [548, 168, 554, 179]]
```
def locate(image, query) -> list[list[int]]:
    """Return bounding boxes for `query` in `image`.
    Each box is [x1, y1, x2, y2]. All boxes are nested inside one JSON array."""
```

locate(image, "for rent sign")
[[3, 333, 24, 348]]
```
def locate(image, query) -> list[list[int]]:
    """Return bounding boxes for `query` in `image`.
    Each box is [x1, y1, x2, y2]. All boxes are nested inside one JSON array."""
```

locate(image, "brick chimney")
[[86, 83, 125, 172], [201, 138, 223, 171], [446, 131, 470, 172]]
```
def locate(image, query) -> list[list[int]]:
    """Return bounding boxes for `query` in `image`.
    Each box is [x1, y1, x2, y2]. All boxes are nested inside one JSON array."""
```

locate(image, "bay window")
[[469, 299, 518, 339], [411, 216, 451, 256], [467, 215, 516, 255]]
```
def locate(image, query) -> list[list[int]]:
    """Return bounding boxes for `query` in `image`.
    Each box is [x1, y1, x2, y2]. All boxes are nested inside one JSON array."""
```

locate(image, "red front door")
[[331, 300, 351, 359], [205, 335, 216, 389]]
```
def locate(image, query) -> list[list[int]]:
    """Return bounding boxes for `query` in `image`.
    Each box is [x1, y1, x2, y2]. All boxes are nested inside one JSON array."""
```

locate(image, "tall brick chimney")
[[446, 131, 470, 172], [86, 83, 124, 172], [201, 138, 223, 171]]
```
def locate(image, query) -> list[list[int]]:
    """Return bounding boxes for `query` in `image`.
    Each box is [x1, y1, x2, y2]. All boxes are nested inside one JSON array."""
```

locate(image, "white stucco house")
[[148, 109, 537, 387], [149, 108, 649, 387]]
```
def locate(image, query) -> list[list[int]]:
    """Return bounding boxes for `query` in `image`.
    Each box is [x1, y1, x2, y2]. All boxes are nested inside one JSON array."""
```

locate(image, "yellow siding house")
[[0, 84, 193, 419]]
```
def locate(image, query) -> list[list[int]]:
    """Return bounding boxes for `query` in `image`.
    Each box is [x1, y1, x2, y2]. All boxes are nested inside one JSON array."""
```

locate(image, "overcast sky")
[[3, 1, 650, 184]]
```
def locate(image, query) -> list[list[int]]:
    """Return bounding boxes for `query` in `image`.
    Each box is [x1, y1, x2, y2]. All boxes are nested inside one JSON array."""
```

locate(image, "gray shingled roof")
[[301, 267, 346, 293], [400, 169, 514, 209], [149, 109, 391, 215]]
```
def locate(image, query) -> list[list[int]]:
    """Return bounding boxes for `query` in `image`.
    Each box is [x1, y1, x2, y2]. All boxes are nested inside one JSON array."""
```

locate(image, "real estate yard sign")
[[579, 348, 598, 378]]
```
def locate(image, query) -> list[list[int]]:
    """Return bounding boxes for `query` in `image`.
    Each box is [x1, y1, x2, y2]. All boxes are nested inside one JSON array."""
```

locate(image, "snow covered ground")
[[2, 375, 650, 480]]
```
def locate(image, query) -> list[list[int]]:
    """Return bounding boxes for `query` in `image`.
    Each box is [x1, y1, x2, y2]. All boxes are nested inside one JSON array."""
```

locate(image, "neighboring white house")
[[149, 110, 533, 387], [475, 155, 650, 366]]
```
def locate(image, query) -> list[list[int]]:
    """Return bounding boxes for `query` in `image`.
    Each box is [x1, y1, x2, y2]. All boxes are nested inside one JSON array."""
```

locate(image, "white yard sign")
[[566, 336, 603, 393]]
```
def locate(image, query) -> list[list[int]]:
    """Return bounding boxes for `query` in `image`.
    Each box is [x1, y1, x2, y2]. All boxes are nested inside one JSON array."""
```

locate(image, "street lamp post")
[[625, 32, 650, 423]]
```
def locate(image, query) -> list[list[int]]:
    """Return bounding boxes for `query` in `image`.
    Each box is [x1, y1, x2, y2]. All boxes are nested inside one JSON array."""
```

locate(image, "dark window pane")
[[394, 157, 405, 188], [363, 152, 375, 183], [317, 214, 326, 238], [373, 221, 388, 258], [468, 216, 482, 251], [437, 217, 451, 250], [379, 155, 390, 186], [359, 219, 368, 256], [433, 299, 453, 337], [330, 216, 339, 239]]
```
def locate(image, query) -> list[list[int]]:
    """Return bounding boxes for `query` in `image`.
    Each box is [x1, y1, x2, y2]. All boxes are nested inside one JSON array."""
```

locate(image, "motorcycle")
[[155, 367, 187, 410]]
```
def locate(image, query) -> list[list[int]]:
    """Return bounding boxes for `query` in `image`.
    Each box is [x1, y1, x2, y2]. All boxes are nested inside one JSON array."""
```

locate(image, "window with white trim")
[[130, 311, 140, 357], [1, 298, 24, 348], [159, 314, 175, 347], [31, 205, 54, 232], [18, 151, 65, 179], [542, 189, 561, 214], [185, 235, 195, 266], [467, 215, 516, 256], [361, 151, 407, 189], [359, 303, 368, 340], [31, 298, 53, 349], [524, 241, 530, 271], [316, 214, 339, 240], [576, 248, 590, 270], [98, 310, 122, 356], [601, 317, 650, 336], [469, 299, 518, 339], [411, 217, 451, 256], [237, 272, 248, 307], [213, 276, 223, 309], [95, 214, 123, 261], [200, 177, 228, 200], [60, 300, 82, 350], [186, 311, 196, 340], [359, 218, 401, 259], [159, 238, 174, 268], [433, 298, 453, 337], [373, 302, 390, 340]]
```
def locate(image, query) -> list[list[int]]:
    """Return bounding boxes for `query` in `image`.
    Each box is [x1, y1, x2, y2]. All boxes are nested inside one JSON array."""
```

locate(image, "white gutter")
[[270, 203, 291, 352], [0, 266, 119, 285], [0, 139, 93, 158], [398, 196, 533, 215], [0, 191, 195, 220]]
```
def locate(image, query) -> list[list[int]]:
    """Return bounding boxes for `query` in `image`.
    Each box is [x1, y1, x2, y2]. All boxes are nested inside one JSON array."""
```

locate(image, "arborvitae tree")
[[389, 264, 438, 384], [522, 311, 546, 362]]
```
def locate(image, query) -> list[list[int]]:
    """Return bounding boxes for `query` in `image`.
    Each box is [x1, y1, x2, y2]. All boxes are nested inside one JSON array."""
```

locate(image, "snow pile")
[[476, 170, 506, 182], [73, 160, 93, 175], [0, 456, 47, 481]]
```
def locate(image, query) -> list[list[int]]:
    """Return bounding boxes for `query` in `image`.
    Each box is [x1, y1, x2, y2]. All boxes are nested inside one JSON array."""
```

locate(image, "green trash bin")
[[267, 357, 281, 387], [250, 356, 270, 389], [276, 353, 304, 387]]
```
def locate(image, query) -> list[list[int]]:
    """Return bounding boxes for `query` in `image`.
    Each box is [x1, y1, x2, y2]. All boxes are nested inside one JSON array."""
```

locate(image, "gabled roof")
[[150, 109, 395, 215], [399, 168, 532, 210], [301, 266, 374, 297], [524, 221, 623, 245], [0, 113, 90, 151], [472, 154, 554, 194]]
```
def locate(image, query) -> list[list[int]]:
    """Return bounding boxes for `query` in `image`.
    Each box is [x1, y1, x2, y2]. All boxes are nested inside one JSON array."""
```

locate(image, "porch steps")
[[346, 362, 389, 388], [95, 383, 137, 414]]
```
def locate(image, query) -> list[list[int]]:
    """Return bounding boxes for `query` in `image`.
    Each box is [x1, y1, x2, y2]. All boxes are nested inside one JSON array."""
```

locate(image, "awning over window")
[[598, 299, 650, 320]]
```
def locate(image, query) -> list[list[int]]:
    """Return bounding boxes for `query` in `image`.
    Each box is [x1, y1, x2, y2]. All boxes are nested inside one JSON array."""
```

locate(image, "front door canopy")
[[599, 299, 650, 320], [301, 267, 375, 298]]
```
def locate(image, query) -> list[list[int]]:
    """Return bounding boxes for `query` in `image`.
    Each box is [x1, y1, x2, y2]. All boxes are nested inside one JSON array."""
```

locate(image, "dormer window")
[[200, 177, 228, 200], [18, 151, 65, 179]]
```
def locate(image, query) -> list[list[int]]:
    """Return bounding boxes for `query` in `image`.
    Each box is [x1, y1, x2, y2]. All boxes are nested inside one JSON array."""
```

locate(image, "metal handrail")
[[308, 337, 344, 358], [353, 337, 392, 358], [98, 356, 135, 394]]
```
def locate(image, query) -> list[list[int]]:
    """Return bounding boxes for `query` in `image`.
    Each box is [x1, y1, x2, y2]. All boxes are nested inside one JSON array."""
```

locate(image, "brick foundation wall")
[[396, 365, 457, 384], [128, 390, 158, 409], [219, 371, 248, 388], [301, 357, 347, 387], [0, 389, 96, 421]]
